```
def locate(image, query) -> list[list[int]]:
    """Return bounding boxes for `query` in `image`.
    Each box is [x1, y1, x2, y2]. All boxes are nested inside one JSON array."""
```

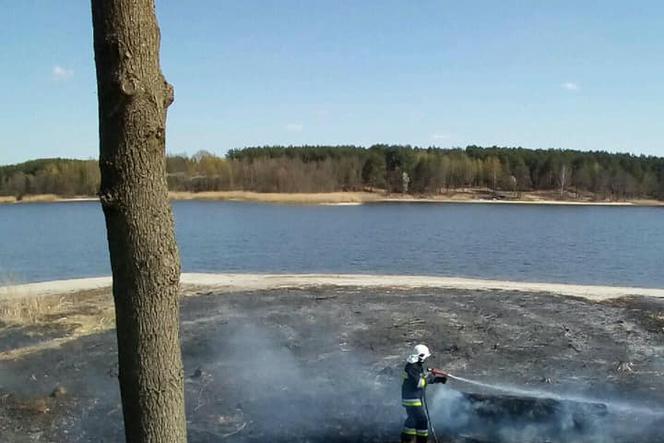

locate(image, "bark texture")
[[90, 1, 185, 441]]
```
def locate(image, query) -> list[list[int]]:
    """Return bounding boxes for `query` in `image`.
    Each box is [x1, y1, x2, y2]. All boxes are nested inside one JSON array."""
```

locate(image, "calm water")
[[0, 201, 662, 287]]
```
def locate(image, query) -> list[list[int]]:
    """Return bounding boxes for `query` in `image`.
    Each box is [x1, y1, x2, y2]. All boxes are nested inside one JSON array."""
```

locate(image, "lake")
[[0, 201, 662, 287]]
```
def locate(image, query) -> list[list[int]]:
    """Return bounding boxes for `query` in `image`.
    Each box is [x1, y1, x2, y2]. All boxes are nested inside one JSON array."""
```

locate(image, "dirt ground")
[[1, 286, 663, 442]]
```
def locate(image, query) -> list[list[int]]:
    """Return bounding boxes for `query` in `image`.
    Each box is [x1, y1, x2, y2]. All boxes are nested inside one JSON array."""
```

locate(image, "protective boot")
[[400, 432, 416, 443], [415, 435, 429, 443]]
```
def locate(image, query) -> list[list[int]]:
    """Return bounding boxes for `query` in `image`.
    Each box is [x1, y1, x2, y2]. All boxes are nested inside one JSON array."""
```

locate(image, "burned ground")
[[1, 286, 663, 442]]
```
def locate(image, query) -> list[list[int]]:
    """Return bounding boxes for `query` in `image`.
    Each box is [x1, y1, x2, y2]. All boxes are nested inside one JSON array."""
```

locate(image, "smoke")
[[3, 310, 662, 442], [185, 322, 403, 442], [426, 378, 664, 443], [183, 320, 664, 442]]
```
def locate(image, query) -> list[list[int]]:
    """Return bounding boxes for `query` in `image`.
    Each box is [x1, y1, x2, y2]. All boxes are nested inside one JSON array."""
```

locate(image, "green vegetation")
[[2, 146, 664, 200], [0, 158, 99, 198]]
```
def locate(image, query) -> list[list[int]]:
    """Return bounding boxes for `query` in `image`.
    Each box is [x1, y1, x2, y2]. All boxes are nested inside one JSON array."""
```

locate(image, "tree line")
[[2, 145, 663, 200], [0, 158, 100, 197]]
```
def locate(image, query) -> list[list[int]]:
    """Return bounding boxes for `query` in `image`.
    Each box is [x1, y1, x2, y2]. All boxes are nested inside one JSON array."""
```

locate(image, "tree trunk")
[[559, 164, 568, 198], [90, 1, 186, 441]]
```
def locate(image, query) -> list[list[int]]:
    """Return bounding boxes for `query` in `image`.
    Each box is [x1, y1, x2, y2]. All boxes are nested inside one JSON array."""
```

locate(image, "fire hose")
[[424, 368, 449, 443], [422, 390, 439, 443]]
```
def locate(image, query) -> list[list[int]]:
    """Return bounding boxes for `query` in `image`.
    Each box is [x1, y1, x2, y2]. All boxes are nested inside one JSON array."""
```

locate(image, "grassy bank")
[[168, 190, 382, 204], [0, 194, 95, 204], [2, 190, 663, 206], [168, 190, 664, 206]]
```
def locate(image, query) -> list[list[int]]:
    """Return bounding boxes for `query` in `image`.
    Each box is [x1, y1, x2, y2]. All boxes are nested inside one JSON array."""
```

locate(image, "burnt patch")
[[605, 296, 664, 334], [438, 392, 609, 442], [1, 287, 663, 442], [0, 323, 77, 353]]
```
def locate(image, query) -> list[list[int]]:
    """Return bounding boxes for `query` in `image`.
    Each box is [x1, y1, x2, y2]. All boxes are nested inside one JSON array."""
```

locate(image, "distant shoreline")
[[0, 195, 98, 204], [1, 191, 663, 207]]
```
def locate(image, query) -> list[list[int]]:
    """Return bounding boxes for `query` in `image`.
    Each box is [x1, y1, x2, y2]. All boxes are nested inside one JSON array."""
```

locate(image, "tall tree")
[[90, 1, 186, 441]]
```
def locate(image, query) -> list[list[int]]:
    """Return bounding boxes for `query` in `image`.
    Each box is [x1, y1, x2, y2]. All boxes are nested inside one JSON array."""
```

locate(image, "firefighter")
[[401, 344, 447, 443]]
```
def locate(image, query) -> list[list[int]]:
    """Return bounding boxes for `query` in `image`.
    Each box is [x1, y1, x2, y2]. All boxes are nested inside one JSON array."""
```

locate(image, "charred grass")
[[1, 287, 663, 442]]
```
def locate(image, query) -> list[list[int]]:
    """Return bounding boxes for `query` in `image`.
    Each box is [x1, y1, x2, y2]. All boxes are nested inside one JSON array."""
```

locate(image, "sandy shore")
[[0, 195, 98, 204], [169, 191, 382, 204], [2, 191, 662, 206], [2, 273, 663, 301], [169, 191, 664, 206]]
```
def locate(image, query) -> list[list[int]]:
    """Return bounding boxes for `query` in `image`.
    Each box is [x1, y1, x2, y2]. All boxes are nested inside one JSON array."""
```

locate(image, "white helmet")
[[407, 344, 432, 363]]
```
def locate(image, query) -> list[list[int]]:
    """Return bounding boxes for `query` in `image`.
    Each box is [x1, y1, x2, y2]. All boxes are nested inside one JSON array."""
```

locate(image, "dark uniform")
[[401, 361, 431, 442]]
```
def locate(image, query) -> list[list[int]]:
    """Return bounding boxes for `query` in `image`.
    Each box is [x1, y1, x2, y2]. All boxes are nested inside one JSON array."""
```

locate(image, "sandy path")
[[1, 273, 663, 301]]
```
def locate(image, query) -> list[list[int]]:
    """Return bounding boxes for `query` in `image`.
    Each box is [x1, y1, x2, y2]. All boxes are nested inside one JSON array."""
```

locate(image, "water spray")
[[446, 373, 504, 390], [431, 368, 528, 393], [434, 370, 664, 418]]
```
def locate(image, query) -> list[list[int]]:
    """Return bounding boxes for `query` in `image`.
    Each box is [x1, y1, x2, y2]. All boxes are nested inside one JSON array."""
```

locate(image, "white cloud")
[[52, 65, 74, 81], [431, 133, 451, 141], [561, 82, 579, 91], [285, 123, 304, 132]]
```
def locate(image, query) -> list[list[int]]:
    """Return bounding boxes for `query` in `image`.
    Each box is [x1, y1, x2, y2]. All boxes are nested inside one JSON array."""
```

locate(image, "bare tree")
[[559, 164, 569, 198], [91, 1, 186, 441], [486, 156, 501, 190]]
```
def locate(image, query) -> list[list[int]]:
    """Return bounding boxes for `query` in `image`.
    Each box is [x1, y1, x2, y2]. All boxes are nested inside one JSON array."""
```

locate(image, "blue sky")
[[1, 0, 663, 165]]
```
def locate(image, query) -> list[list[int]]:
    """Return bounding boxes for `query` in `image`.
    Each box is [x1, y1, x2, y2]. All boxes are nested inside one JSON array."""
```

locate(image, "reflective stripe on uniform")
[[402, 427, 417, 436], [417, 375, 426, 388], [416, 429, 429, 436], [402, 398, 423, 407]]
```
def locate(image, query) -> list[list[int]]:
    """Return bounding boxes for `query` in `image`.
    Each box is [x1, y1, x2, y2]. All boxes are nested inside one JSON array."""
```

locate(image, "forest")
[[1, 145, 663, 200]]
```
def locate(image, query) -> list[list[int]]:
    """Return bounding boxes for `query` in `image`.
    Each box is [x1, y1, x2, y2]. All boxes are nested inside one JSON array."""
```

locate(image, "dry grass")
[[0, 195, 101, 205], [5, 395, 51, 415], [169, 190, 664, 206], [0, 194, 63, 204], [0, 295, 65, 325], [630, 199, 664, 206], [169, 190, 383, 204], [1, 190, 661, 206], [0, 196, 17, 204], [0, 288, 116, 360], [0, 272, 21, 298], [18, 194, 61, 203]]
